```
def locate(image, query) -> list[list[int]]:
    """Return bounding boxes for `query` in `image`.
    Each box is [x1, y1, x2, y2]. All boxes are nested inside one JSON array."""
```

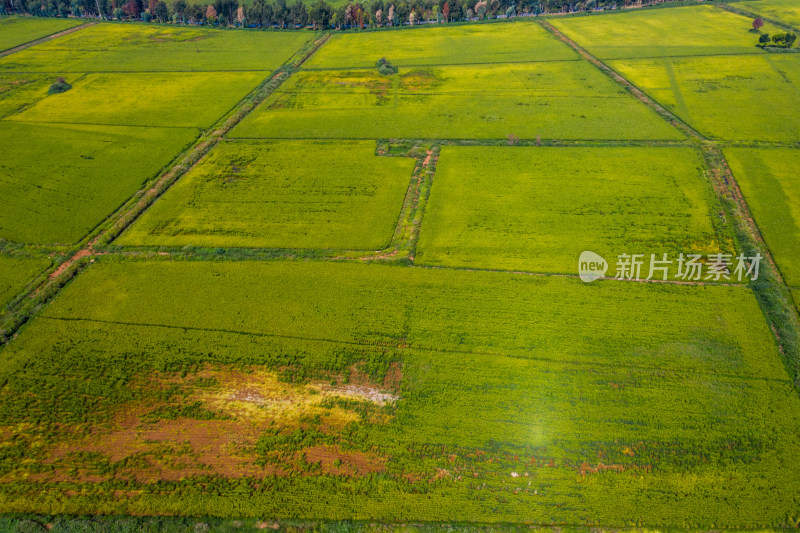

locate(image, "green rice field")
[[416, 146, 724, 273], [0, 122, 198, 244], [304, 21, 577, 68], [7, 71, 265, 128], [0, 256, 50, 309], [609, 54, 800, 141], [0, 17, 82, 52], [0, 23, 313, 71], [118, 140, 416, 249], [737, 0, 800, 29], [0, 260, 797, 526], [551, 4, 781, 59], [0, 7, 799, 530], [231, 63, 681, 140], [725, 147, 800, 290], [0, 72, 81, 118]]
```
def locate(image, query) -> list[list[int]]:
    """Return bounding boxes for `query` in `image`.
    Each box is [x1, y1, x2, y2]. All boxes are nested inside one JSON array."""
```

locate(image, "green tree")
[[214, 0, 238, 24], [309, 0, 331, 27], [154, 0, 167, 20], [171, 0, 186, 19]]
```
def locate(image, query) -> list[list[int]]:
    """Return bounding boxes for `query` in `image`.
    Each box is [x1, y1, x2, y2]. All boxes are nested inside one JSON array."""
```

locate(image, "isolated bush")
[[759, 33, 771, 44], [376, 57, 398, 75], [47, 76, 71, 94], [770, 32, 797, 48]]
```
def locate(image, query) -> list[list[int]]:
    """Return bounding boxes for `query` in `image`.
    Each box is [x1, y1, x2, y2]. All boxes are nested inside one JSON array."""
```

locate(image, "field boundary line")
[[224, 137, 694, 145], [702, 146, 783, 282], [661, 58, 693, 124], [0, 21, 96, 58], [5, 118, 201, 130], [412, 263, 747, 287], [39, 314, 793, 385], [585, 50, 778, 61], [700, 145, 800, 392], [537, 19, 706, 141], [301, 50, 788, 70], [0, 69, 276, 73], [212, 137, 800, 149], [93, 244, 753, 288], [717, 2, 800, 33], [0, 31, 331, 346], [300, 57, 584, 71], [384, 144, 439, 260]]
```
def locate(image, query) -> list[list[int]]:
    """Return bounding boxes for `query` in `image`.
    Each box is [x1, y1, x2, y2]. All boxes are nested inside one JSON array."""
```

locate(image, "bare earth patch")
[[24, 364, 398, 483]]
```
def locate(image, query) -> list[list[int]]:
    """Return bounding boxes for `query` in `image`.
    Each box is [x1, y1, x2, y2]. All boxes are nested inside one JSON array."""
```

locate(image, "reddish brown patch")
[[579, 462, 625, 477], [403, 472, 424, 483], [383, 361, 403, 392], [430, 468, 450, 482], [24, 364, 398, 484], [622, 446, 635, 457], [399, 71, 440, 91], [304, 445, 385, 476], [48, 248, 92, 280]]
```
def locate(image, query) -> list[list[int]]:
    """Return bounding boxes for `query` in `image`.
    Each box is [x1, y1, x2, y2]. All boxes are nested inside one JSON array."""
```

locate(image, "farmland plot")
[[724, 147, 800, 293], [118, 140, 415, 249], [737, 0, 800, 29], [416, 146, 725, 273], [304, 21, 577, 69], [0, 72, 82, 119], [0, 122, 198, 245], [609, 54, 800, 142], [551, 5, 778, 59], [0, 260, 797, 526], [0, 256, 50, 310], [230, 63, 681, 140], [0, 17, 82, 52], [0, 23, 312, 72], [7, 71, 265, 128]]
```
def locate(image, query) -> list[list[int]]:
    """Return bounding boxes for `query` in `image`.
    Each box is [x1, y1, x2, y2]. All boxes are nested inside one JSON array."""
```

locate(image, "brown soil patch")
[[48, 248, 91, 280], [30, 364, 396, 484], [383, 361, 403, 391]]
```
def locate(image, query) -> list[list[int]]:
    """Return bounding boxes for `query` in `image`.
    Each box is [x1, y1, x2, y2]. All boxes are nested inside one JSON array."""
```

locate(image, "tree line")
[[1, 0, 696, 28]]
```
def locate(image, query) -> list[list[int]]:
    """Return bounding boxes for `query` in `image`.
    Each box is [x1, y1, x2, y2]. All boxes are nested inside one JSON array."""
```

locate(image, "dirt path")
[[0, 22, 96, 58]]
